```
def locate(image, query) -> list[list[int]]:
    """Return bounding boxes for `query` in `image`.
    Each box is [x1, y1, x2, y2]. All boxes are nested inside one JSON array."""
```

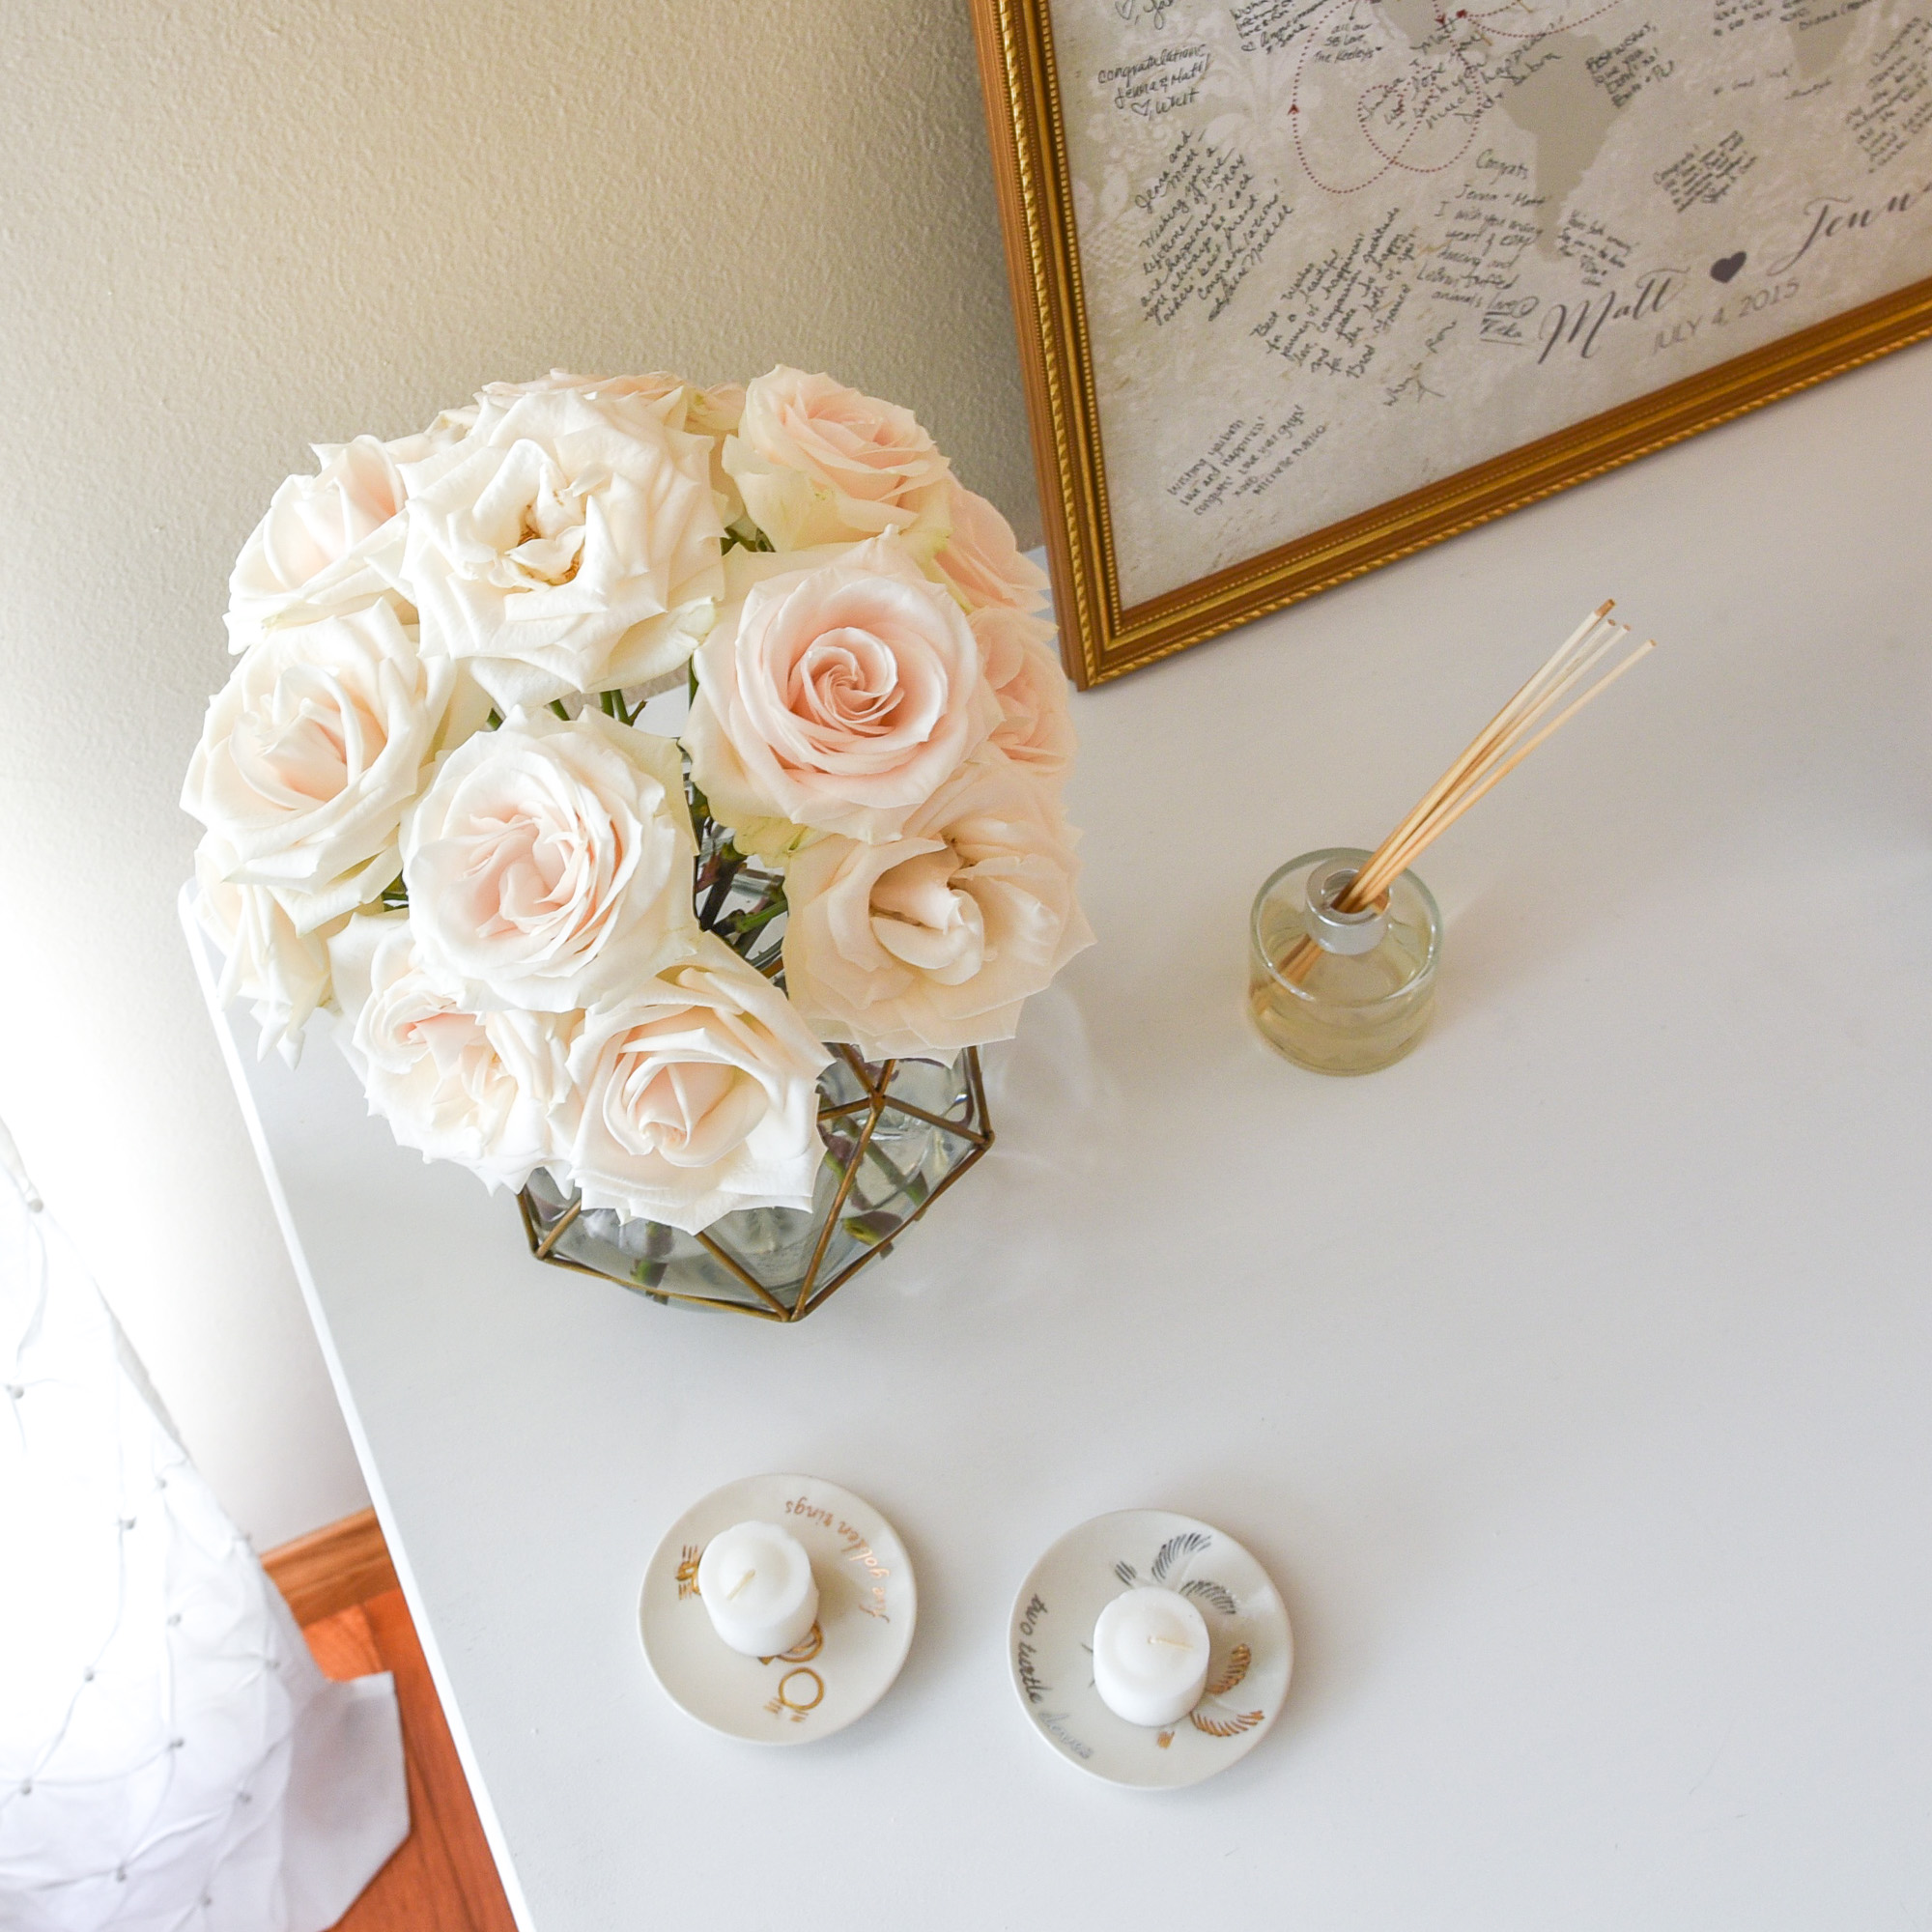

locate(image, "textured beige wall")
[[0, 0, 1037, 1546]]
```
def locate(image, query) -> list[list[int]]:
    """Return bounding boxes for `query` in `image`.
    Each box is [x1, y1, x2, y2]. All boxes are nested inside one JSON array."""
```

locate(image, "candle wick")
[[1147, 1634, 1195, 1650], [724, 1570, 756, 1601]]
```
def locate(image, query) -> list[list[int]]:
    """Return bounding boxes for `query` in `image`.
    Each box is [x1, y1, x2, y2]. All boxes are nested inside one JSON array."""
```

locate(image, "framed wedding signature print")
[[971, 0, 1932, 685]]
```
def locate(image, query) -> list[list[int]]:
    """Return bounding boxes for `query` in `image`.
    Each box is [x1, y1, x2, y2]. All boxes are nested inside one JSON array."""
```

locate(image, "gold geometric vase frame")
[[520, 1046, 993, 1323], [520, 777, 997, 1322]]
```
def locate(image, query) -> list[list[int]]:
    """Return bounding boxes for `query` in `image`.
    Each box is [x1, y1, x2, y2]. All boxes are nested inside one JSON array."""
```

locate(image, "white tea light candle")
[[696, 1521, 818, 1658], [1092, 1587, 1210, 1728]]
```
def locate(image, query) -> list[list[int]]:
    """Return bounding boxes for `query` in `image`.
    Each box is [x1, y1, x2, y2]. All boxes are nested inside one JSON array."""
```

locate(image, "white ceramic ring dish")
[[1008, 1509, 1292, 1788], [641, 1472, 916, 1745]]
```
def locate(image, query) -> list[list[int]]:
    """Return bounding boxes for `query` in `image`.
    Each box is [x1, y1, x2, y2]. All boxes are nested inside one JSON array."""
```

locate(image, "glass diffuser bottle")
[[1249, 847, 1440, 1074], [1243, 599, 1655, 1079]]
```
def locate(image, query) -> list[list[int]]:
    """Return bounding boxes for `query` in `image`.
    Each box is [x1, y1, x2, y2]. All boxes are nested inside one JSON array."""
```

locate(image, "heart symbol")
[[1711, 252, 1747, 283]]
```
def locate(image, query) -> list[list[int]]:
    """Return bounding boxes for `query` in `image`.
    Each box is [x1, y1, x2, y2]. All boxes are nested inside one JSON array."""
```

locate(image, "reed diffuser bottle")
[[1248, 602, 1655, 1076], [1250, 847, 1440, 1074]]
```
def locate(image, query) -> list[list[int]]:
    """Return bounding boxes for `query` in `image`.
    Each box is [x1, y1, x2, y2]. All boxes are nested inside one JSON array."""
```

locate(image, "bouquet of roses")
[[184, 367, 1090, 1236]]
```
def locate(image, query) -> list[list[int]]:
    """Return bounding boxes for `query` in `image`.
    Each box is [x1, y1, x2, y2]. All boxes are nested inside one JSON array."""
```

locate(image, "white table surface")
[[196, 344, 1932, 1931]]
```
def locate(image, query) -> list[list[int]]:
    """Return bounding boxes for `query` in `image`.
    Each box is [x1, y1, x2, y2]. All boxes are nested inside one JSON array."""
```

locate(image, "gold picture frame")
[[970, 0, 1932, 688]]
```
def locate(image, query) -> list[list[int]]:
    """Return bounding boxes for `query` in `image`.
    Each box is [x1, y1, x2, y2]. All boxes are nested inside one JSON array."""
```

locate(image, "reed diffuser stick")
[[1278, 604, 1656, 985], [1356, 602, 1613, 883]]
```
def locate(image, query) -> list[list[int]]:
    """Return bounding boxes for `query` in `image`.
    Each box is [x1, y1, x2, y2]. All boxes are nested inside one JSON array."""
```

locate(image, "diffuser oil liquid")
[[1248, 848, 1440, 1075]]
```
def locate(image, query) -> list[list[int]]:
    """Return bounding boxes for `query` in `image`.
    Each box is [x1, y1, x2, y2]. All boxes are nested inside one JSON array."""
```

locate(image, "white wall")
[[0, 0, 1038, 1548]]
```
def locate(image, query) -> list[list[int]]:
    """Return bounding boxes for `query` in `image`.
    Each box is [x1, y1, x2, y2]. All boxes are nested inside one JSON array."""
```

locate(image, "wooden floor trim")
[[270, 1509, 522, 1930], [304, 1588, 521, 1932], [264, 1505, 400, 1626]]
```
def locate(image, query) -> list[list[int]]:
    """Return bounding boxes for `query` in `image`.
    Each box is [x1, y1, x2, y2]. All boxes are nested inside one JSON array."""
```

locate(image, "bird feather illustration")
[[1151, 1531, 1210, 1582], [1204, 1643, 1251, 1698], [1190, 1709, 1264, 1738], [1179, 1577, 1238, 1616]]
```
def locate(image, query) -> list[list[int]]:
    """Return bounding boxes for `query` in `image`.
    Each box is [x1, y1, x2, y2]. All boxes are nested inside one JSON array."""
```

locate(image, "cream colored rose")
[[477, 369, 751, 555], [932, 484, 1050, 615], [401, 708, 696, 1012], [683, 536, 999, 856], [400, 384, 724, 711], [563, 934, 831, 1234], [183, 601, 486, 933], [971, 607, 1076, 781], [722, 367, 952, 554], [685, 381, 745, 442], [224, 415, 472, 651], [480, 369, 685, 414], [687, 381, 748, 528], [483, 370, 741, 440], [329, 911, 575, 1193], [192, 840, 341, 1064], [781, 753, 1094, 1059]]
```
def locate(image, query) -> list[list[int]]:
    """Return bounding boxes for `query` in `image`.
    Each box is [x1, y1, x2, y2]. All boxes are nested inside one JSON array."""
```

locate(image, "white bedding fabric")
[[0, 1119, 408, 1931]]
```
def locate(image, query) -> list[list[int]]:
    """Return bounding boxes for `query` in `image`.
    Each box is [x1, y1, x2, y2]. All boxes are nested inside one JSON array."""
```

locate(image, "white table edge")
[[180, 886, 538, 1932]]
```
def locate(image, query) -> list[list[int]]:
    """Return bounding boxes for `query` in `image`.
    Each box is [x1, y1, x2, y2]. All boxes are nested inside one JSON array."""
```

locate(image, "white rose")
[[223, 413, 471, 651], [971, 607, 1076, 781], [562, 934, 831, 1235], [477, 369, 733, 427], [683, 536, 999, 857], [687, 382, 749, 528], [400, 384, 724, 711], [479, 369, 687, 415], [685, 381, 746, 442], [329, 912, 575, 1193], [525, 375, 746, 528], [476, 369, 748, 526], [781, 753, 1094, 1059], [932, 483, 1050, 615], [722, 367, 952, 555], [183, 601, 487, 932], [401, 708, 696, 1012], [192, 840, 340, 1064]]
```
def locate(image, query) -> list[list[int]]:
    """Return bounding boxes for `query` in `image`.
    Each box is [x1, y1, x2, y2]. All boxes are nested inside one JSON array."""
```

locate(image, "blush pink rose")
[[683, 537, 1000, 854], [781, 753, 1094, 1059], [971, 608, 1076, 781], [722, 367, 952, 554], [183, 601, 488, 933], [562, 934, 831, 1234], [191, 840, 341, 1064], [401, 708, 696, 1012], [329, 911, 576, 1194], [223, 412, 472, 650], [400, 383, 724, 712], [932, 484, 1050, 615]]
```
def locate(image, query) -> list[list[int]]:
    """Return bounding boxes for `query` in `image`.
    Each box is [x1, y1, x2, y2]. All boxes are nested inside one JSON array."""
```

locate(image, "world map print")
[[1057, 0, 1932, 605]]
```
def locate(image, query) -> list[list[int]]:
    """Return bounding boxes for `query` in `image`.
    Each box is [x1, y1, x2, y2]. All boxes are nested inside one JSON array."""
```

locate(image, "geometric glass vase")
[[518, 1045, 992, 1322]]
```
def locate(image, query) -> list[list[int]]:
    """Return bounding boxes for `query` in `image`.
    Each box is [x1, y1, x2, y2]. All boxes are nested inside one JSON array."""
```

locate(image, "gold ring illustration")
[[776, 1667, 825, 1714]]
